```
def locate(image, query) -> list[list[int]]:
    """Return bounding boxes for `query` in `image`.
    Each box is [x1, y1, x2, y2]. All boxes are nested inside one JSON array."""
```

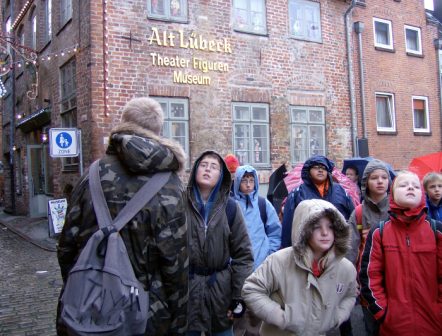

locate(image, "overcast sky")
[[425, 0, 434, 10]]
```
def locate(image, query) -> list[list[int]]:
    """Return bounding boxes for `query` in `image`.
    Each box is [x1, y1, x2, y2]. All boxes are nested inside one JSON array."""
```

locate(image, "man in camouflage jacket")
[[56, 97, 188, 335]]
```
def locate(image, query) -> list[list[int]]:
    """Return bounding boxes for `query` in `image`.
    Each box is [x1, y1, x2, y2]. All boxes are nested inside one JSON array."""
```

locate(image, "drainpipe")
[[354, 21, 367, 138], [344, 0, 358, 156]]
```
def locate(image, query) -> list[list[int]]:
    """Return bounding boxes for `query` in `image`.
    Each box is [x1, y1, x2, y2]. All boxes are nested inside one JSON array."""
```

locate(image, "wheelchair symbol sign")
[[49, 128, 79, 157]]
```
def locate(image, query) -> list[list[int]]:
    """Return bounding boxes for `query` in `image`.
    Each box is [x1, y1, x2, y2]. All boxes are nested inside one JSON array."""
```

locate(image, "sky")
[[425, 0, 434, 10]]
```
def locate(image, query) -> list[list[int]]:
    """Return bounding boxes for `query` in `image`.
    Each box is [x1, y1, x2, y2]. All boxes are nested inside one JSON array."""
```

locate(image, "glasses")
[[240, 178, 255, 185], [311, 165, 327, 171], [199, 161, 220, 171]]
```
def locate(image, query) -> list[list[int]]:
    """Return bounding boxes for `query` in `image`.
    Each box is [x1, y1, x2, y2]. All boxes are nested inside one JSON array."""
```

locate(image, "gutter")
[[344, 0, 358, 156]]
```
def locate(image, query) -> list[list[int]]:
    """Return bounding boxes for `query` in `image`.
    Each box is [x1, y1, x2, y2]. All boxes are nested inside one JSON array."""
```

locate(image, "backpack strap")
[[355, 204, 363, 233], [89, 159, 171, 232], [426, 216, 438, 239], [258, 196, 267, 225], [379, 220, 386, 238], [226, 197, 237, 229]]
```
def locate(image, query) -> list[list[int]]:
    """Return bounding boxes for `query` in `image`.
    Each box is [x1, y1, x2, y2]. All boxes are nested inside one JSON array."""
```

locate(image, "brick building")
[[0, 0, 440, 216]]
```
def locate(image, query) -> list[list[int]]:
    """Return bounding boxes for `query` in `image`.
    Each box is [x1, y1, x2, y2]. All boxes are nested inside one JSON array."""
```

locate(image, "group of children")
[[186, 151, 441, 336]]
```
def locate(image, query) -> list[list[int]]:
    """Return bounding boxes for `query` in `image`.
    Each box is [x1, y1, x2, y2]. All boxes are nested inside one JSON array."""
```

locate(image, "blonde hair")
[[423, 172, 442, 191]]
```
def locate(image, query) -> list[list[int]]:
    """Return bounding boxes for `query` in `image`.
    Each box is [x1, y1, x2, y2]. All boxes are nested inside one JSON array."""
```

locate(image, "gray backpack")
[[60, 160, 170, 335]]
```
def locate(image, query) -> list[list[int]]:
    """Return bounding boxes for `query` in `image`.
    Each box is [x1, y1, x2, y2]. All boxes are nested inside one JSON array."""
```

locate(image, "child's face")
[[345, 168, 358, 183], [196, 155, 221, 191], [425, 179, 442, 204], [393, 174, 422, 209], [308, 216, 334, 256], [309, 164, 328, 184], [367, 169, 389, 198], [239, 174, 255, 195]]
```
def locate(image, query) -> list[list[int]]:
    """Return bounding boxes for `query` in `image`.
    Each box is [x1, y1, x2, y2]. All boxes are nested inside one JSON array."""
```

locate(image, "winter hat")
[[361, 159, 392, 199], [224, 154, 240, 174], [121, 97, 164, 135]]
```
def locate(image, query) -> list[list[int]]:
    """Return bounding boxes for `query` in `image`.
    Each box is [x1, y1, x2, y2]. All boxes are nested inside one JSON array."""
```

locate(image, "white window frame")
[[288, 0, 322, 43], [233, 0, 267, 35], [375, 92, 396, 132], [232, 103, 270, 167], [373, 17, 393, 50], [154, 97, 190, 167], [404, 25, 422, 55], [60, 0, 72, 26], [147, 0, 188, 23], [290, 106, 326, 164], [412, 96, 429, 133]]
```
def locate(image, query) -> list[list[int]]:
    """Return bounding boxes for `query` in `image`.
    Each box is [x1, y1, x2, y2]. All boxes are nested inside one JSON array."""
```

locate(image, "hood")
[[291, 199, 350, 258], [107, 124, 186, 173], [233, 165, 259, 199], [361, 159, 392, 199], [187, 150, 232, 202], [301, 155, 335, 185]]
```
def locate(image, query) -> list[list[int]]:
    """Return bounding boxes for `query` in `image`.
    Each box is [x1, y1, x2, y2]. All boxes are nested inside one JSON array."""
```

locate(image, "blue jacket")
[[233, 165, 282, 269], [426, 194, 442, 221], [281, 156, 355, 248]]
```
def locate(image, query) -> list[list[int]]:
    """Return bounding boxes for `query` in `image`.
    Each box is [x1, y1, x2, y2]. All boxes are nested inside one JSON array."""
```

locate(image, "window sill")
[[377, 130, 397, 135], [56, 18, 73, 37], [406, 51, 423, 58], [375, 46, 395, 53], [147, 15, 188, 24], [413, 130, 431, 136], [233, 28, 268, 37], [289, 36, 323, 44]]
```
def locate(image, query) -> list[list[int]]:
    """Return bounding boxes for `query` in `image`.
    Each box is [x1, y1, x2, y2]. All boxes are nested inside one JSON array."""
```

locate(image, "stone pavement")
[[0, 210, 57, 252]]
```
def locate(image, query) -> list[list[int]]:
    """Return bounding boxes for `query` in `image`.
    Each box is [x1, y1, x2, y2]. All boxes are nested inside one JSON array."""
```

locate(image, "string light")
[[0, 80, 6, 97], [39, 45, 79, 62], [11, 0, 35, 31]]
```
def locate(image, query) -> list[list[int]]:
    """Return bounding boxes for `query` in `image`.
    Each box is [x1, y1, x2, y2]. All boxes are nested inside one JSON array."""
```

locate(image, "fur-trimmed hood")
[[107, 122, 186, 173], [291, 199, 350, 258]]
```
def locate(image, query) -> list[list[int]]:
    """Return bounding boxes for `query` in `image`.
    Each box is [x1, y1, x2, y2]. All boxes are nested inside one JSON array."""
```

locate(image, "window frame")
[[375, 92, 396, 132], [373, 17, 393, 50], [288, 0, 322, 43], [147, 0, 188, 23], [232, 102, 270, 167], [411, 96, 429, 133], [233, 0, 267, 35], [404, 25, 422, 55], [154, 97, 190, 168], [289, 106, 326, 164]]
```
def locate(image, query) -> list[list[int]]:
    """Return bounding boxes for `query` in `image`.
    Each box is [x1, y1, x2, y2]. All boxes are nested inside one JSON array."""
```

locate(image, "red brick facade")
[[1, 0, 440, 215]]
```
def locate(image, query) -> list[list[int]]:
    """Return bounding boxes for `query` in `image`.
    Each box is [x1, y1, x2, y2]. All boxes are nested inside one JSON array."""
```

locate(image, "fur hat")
[[121, 97, 164, 135], [224, 154, 240, 174]]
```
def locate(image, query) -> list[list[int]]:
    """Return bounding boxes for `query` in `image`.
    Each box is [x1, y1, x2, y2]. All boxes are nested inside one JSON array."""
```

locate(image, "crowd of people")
[[56, 97, 441, 336]]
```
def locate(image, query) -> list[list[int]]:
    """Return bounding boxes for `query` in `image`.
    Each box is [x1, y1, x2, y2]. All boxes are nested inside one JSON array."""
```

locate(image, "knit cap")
[[224, 154, 240, 175], [120, 97, 164, 135], [361, 159, 392, 198]]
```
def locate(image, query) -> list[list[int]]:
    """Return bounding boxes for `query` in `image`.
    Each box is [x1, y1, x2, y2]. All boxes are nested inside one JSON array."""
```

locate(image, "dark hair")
[[345, 165, 359, 175]]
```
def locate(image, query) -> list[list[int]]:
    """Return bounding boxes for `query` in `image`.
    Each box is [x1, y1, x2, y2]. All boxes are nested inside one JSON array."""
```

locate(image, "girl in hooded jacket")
[[359, 171, 442, 336], [242, 199, 357, 336]]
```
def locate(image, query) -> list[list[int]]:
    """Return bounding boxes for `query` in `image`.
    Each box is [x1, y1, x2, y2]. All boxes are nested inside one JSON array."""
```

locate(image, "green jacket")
[[57, 123, 188, 335]]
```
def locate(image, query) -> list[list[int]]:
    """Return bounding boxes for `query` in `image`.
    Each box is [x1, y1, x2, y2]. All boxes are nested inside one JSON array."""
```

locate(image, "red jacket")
[[359, 196, 442, 336]]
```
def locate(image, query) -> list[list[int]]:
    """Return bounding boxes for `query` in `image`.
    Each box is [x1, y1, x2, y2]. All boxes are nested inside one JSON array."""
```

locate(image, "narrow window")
[[404, 25, 422, 55], [412, 96, 429, 132], [289, 0, 322, 43], [373, 18, 393, 49], [61, 0, 72, 26], [233, 0, 267, 35], [375, 92, 396, 132]]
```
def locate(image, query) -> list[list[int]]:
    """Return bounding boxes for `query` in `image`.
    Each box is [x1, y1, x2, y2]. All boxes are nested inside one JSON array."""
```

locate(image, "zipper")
[[406, 234, 410, 247]]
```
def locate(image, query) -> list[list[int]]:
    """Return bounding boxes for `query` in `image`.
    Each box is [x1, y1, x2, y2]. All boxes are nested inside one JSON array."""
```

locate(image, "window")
[[60, 0, 72, 26], [375, 92, 396, 132], [233, 103, 270, 166], [60, 59, 78, 169], [148, 0, 187, 22], [233, 0, 267, 35], [290, 106, 325, 163], [373, 18, 393, 49], [5, 17, 11, 54], [289, 0, 321, 43], [44, 0, 52, 43], [412, 96, 429, 132], [31, 11, 37, 50], [155, 97, 189, 166], [17, 26, 24, 55], [404, 25, 422, 55]]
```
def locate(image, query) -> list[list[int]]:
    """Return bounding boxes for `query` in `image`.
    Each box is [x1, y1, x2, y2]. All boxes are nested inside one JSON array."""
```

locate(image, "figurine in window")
[[171, 0, 180, 16], [254, 139, 261, 163]]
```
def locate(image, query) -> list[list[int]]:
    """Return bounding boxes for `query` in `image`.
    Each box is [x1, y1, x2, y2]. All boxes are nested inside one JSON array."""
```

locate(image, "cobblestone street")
[[0, 224, 62, 336]]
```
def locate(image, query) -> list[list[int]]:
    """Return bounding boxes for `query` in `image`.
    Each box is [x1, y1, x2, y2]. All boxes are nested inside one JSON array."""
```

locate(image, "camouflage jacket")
[[57, 124, 188, 335]]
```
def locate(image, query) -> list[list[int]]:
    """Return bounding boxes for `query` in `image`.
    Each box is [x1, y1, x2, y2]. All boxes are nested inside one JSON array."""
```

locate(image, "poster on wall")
[[48, 198, 68, 236]]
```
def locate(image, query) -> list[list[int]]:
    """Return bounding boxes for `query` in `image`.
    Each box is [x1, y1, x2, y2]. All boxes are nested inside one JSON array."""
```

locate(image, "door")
[[27, 145, 52, 218]]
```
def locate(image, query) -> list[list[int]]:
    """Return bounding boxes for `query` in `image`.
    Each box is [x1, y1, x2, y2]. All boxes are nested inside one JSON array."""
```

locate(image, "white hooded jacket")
[[242, 199, 357, 336]]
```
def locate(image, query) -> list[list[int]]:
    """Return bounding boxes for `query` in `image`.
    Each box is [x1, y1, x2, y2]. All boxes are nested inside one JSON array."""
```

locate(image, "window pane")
[[171, 121, 186, 148], [309, 125, 325, 156], [406, 29, 418, 51], [289, 0, 321, 42], [292, 125, 308, 162], [414, 109, 426, 129], [234, 105, 250, 120], [151, 0, 165, 15], [309, 109, 323, 123], [252, 106, 267, 121], [171, 102, 185, 118], [376, 96, 392, 128], [170, 0, 182, 17], [234, 124, 250, 164], [292, 109, 307, 122], [159, 102, 168, 118], [375, 22, 389, 45]]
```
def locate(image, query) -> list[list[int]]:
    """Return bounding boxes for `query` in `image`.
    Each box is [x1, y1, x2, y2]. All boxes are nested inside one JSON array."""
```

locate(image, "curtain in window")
[[413, 100, 426, 129], [375, 22, 389, 45], [406, 30, 418, 51], [376, 96, 392, 128]]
